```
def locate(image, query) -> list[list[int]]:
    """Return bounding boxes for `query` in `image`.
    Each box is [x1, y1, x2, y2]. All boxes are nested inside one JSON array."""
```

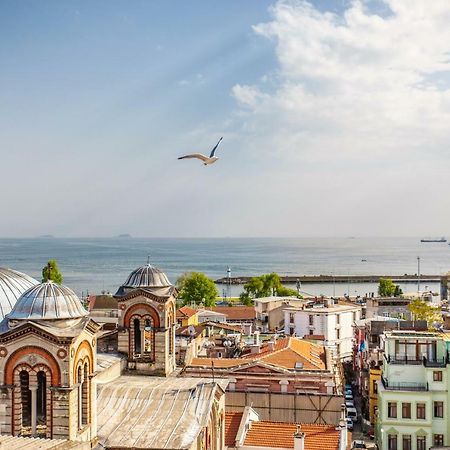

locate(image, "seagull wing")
[[209, 137, 223, 158], [178, 153, 210, 162]]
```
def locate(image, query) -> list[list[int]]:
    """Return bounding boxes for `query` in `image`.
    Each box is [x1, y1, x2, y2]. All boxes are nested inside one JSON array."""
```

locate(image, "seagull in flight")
[[178, 137, 223, 165]]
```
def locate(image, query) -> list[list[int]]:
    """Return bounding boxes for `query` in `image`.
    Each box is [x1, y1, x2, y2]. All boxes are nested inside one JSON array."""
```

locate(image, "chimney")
[[293, 425, 305, 450], [267, 341, 275, 352], [254, 331, 260, 346]]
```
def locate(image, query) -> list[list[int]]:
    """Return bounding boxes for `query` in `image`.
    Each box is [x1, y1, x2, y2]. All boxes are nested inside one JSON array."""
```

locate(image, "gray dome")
[[122, 264, 172, 288], [8, 281, 88, 321], [0, 268, 39, 320]]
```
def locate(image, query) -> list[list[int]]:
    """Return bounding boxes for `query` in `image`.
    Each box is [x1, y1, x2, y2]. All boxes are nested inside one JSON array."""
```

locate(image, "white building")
[[284, 298, 361, 360]]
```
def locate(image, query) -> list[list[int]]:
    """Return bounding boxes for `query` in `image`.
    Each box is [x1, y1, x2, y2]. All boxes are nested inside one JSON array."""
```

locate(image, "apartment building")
[[377, 330, 450, 450]]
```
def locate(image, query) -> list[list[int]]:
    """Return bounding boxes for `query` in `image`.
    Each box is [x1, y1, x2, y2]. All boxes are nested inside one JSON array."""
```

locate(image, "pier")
[[215, 274, 442, 285]]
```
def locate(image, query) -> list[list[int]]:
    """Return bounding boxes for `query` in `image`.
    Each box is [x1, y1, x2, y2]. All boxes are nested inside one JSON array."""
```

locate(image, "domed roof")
[[8, 281, 88, 321], [0, 268, 39, 320], [122, 264, 172, 288]]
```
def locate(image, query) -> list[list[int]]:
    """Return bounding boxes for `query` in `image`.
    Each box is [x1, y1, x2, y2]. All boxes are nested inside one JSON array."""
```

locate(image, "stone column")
[[29, 385, 38, 436]]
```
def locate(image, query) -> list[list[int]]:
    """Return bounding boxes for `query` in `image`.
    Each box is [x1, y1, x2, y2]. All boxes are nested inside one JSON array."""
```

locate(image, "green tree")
[[241, 272, 301, 300], [408, 298, 443, 329], [378, 278, 402, 297], [176, 272, 218, 307], [277, 285, 302, 297], [239, 292, 254, 306], [42, 260, 63, 284]]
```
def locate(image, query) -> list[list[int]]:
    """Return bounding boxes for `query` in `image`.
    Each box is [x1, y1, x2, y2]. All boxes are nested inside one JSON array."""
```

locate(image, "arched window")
[[168, 319, 174, 355], [134, 318, 142, 355], [36, 371, 46, 426], [143, 318, 153, 355], [19, 370, 31, 429], [82, 363, 89, 426], [77, 366, 83, 429]]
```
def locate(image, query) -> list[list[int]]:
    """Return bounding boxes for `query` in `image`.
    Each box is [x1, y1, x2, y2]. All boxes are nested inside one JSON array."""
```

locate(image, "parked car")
[[346, 417, 354, 431], [351, 440, 367, 449], [345, 389, 353, 396], [347, 407, 358, 421], [345, 383, 352, 390], [345, 393, 354, 401], [345, 400, 355, 408]]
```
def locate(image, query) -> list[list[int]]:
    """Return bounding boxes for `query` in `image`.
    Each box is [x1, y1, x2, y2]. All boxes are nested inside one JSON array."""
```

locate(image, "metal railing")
[[384, 353, 449, 367], [381, 377, 428, 391]]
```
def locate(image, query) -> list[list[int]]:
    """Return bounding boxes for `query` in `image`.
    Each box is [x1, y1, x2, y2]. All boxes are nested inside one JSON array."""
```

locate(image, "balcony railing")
[[385, 355, 422, 365], [384, 354, 449, 367], [381, 377, 428, 391]]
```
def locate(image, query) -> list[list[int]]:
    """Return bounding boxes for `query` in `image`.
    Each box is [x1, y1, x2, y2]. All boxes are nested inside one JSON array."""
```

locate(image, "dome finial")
[[147, 254, 150, 265]]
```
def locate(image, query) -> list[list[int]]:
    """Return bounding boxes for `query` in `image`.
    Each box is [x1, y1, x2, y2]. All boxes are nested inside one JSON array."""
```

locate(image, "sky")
[[1, 0, 450, 238]]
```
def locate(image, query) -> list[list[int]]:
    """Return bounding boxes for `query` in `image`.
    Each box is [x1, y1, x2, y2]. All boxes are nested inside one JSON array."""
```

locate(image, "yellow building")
[[369, 366, 381, 425], [176, 305, 199, 327]]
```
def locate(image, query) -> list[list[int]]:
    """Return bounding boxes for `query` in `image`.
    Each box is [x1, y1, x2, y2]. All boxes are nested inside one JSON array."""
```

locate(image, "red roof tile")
[[205, 306, 256, 321], [176, 306, 198, 319], [243, 422, 340, 450], [225, 412, 243, 446]]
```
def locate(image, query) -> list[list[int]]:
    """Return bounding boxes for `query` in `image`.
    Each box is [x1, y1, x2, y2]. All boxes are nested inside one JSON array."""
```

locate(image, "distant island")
[[117, 234, 132, 238], [38, 234, 55, 239]]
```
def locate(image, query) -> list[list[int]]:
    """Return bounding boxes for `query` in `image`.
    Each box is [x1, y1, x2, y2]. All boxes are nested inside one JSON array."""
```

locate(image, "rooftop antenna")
[[147, 254, 151, 265]]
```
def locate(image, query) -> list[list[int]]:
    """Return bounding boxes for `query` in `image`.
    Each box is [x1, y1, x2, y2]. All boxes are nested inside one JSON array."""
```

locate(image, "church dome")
[[122, 264, 172, 288], [8, 281, 88, 321], [0, 268, 39, 320]]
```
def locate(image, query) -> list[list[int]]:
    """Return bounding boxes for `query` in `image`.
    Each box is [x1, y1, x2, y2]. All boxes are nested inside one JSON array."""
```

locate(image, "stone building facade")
[[114, 264, 176, 376], [0, 282, 100, 442]]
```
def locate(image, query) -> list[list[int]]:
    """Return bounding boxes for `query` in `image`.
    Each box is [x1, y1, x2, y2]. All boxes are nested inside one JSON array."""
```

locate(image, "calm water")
[[0, 237, 449, 297]]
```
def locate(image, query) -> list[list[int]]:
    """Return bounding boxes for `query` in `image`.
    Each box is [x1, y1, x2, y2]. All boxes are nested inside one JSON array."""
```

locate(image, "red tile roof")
[[243, 422, 340, 450], [205, 306, 256, 321], [175, 325, 205, 337], [176, 306, 198, 319], [188, 337, 326, 371], [225, 412, 243, 447], [243, 337, 326, 370]]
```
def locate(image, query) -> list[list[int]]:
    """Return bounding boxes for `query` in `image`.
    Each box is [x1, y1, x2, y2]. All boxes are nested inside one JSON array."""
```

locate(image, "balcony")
[[381, 377, 428, 391], [384, 354, 449, 367], [384, 354, 422, 365]]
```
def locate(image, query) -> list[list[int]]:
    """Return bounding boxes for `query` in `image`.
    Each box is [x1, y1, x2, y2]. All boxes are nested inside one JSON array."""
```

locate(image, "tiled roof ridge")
[[287, 337, 326, 369]]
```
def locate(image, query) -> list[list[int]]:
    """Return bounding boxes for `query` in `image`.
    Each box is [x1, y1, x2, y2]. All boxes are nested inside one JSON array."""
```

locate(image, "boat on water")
[[420, 237, 447, 243]]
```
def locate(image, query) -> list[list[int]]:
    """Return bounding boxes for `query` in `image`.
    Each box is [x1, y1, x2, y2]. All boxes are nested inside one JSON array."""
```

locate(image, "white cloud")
[[232, 0, 450, 166]]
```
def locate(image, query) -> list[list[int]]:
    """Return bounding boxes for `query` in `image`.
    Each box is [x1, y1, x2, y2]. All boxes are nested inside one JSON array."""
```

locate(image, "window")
[[434, 401, 444, 418], [388, 402, 397, 418], [309, 329, 314, 335], [336, 314, 340, 325], [388, 434, 397, 450], [416, 403, 426, 419], [433, 371, 443, 381], [416, 436, 426, 450], [290, 327, 294, 335], [336, 328, 340, 340], [402, 435, 411, 450], [402, 402, 411, 419], [373, 380, 378, 394], [289, 313, 295, 323], [434, 434, 444, 446], [19, 370, 31, 428], [309, 315, 314, 326]]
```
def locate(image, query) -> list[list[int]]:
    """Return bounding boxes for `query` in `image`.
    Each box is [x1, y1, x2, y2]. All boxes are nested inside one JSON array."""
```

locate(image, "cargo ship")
[[420, 237, 447, 243]]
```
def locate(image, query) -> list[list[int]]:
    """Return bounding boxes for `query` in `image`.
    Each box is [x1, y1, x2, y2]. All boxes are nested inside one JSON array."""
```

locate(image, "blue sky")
[[1, 1, 450, 237]]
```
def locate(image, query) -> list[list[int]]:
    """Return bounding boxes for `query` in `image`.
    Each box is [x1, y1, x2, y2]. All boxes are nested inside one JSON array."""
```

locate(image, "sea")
[[0, 237, 449, 299]]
